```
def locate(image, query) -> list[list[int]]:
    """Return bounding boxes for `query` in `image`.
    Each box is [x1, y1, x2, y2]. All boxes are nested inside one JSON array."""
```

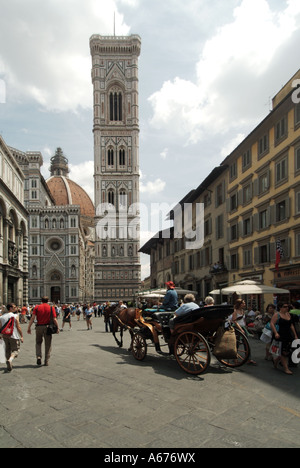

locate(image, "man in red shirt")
[[27, 296, 59, 366]]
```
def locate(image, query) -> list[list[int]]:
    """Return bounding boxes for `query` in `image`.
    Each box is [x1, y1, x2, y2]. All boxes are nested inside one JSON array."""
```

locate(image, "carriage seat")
[[151, 311, 175, 327], [173, 305, 234, 326]]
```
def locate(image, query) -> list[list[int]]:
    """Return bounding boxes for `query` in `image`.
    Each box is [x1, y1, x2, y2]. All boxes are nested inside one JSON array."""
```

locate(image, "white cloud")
[[117, 0, 140, 6], [160, 148, 169, 159], [69, 161, 94, 200], [140, 178, 166, 194], [148, 0, 300, 144], [0, 0, 130, 112]]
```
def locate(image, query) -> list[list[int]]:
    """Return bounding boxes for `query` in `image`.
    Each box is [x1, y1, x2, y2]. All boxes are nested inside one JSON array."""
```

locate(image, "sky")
[[0, 0, 300, 280]]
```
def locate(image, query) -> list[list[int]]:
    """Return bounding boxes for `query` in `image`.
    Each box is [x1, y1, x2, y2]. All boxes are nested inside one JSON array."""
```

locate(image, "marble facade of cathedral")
[[9, 146, 95, 305]]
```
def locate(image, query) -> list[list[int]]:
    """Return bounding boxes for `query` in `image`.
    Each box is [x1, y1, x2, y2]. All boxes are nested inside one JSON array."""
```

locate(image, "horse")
[[110, 306, 138, 348]]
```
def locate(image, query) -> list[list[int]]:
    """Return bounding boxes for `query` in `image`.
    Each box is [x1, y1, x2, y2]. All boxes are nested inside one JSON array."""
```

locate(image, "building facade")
[[90, 34, 141, 302], [141, 69, 300, 309], [0, 136, 28, 306], [224, 69, 300, 306]]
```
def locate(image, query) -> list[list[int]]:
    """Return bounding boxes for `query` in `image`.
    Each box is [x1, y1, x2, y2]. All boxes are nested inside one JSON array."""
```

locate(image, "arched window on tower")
[[108, 148, 114, 166], [119, 148, 126, 166], [119, 190, 127, 208], [108, 190, 115, 206], [109, 91, 122, 121]]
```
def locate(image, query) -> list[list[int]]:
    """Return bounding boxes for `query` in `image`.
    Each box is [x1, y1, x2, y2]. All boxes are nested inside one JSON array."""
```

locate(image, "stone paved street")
[[0, 316, 299, 449]]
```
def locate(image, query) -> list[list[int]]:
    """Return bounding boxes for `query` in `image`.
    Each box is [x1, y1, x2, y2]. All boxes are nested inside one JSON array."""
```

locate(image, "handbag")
[[46, 307, 58, 336], [213, 326, 237, 359], [260, 327, 273, 344], [0, 316, 15, 337], [270, 339, 281, 357]]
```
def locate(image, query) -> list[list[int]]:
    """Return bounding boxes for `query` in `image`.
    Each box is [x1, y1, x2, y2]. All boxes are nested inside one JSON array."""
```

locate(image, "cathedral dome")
[[47, 176, 95, 218], [46, 148, 95, 218]]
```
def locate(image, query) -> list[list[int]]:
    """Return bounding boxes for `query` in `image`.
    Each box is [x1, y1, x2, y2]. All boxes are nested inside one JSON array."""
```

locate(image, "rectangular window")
[[275, 157, 288, 184], [230, 224, 238, 241], [204, 218, 211, 237], [215, 183, 224, 207], [296, 233, 300, 256], [230, 193, 238, 212], [295, 146, 300, 172], [243, 218, 251, 236], [259, 209, 268, 230], [216, 214, 224, 239], [259, 244, 269, 263], [258, 133, 269, 157], [243, 184, 252, 204], [296, 191, 300, 215], [275, 200, 288, 222], [230, 253, 238, 270], [242, 149, 251, 170], [243, 248, 252, 267], [275, 116, 287, 143], [258, 172, 269, 194], [229, 162, 237, 180]]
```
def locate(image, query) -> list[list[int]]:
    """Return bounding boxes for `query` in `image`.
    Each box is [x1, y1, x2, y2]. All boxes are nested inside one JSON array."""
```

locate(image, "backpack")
[[0, 316, 15, 337]]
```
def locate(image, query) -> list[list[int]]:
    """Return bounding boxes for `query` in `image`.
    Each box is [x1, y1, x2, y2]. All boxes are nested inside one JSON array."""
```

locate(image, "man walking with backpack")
[[27, 296, 59, 367], [0, 303, 24, 372]]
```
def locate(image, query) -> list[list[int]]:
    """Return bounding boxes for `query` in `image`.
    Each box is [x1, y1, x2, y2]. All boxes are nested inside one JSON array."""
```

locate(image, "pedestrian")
[[61, 304, 72, 331], [27, 296, 59, 366], [86, 304, 93, 330], [21, 304, 27, 323], [260, 303, 276, 360], [75, 304, 82, 321], [270, 302, 298, 375], [0, 303, 24, 372]]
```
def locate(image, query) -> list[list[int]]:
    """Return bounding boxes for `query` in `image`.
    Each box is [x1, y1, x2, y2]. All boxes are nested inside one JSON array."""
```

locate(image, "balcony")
[[210, 263, 228, 275]]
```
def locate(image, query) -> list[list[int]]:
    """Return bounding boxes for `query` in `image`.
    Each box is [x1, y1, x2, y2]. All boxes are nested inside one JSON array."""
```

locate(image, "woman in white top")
[[0, 303, 23, 371], [85, 304, 93, 330]]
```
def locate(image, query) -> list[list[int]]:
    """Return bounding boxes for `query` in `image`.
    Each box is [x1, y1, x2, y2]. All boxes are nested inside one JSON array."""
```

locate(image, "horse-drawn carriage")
[[107, 304, 251, 375]]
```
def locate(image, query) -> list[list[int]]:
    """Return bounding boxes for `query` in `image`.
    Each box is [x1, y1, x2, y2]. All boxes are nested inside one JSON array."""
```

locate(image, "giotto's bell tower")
[[90, 34, 141, 302]]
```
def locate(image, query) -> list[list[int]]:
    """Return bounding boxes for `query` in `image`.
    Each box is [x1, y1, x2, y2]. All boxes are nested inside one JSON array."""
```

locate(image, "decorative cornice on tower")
[[90, 35, 141, 57]]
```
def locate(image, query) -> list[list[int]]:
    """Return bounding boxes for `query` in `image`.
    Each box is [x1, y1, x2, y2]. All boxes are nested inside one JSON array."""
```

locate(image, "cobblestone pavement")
[[0, 316, 299, 449]]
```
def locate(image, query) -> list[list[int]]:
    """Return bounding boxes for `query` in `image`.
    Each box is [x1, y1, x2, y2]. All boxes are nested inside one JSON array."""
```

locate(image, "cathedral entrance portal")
[[51, 286, 61, 304]]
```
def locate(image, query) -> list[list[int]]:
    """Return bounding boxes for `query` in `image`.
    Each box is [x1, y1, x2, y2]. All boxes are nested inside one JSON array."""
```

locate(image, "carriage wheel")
[[217, 328, 250, 368], [174, 331, 211, 375], [131, 332, 147, 361]]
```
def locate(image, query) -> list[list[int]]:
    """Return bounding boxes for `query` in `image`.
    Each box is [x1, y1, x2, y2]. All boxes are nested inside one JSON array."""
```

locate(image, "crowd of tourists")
[[0, 282, 299, 374]]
